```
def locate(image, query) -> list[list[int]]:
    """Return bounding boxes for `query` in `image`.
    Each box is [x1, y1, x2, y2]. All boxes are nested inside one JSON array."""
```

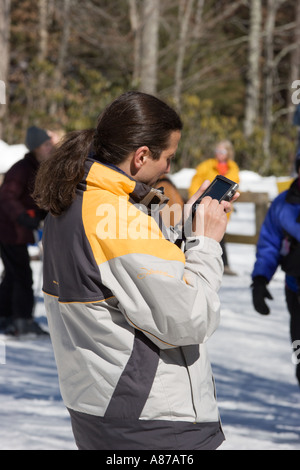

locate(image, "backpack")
[[280, 233, 300, 277]]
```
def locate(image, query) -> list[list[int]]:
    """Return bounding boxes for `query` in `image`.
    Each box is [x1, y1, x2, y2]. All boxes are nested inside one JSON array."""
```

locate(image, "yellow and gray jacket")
[[42, 157, 225, 450]]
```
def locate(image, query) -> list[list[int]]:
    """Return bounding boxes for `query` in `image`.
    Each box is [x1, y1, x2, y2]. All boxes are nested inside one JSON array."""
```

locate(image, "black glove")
[[17, 210, 40, 230], [251, 276, 273, 315]]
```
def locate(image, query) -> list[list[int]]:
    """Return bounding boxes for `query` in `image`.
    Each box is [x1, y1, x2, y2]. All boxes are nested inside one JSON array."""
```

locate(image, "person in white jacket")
[[33, 91, 237, 450]]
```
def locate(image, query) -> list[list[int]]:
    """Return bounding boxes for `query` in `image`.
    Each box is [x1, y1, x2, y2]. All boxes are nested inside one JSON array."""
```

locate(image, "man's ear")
[[131, 146, 151, 171]]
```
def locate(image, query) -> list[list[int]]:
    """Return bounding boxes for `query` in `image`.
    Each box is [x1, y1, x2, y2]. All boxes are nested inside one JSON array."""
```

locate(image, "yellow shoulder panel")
[[82, 163, 185, 266]]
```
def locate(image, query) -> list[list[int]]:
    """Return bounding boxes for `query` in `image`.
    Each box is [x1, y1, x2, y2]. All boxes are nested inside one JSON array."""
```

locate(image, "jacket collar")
[[85, 157, 169, 210]]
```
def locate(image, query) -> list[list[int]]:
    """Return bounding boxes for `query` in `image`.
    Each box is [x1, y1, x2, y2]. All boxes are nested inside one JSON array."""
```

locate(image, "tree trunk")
[[289, 1, 300, 123], [38, 0, 48, 61], [193, 0, 205, 39], [244, 0, 262, 138], [174, 0, 195, 112], [128, 0, 142, 86], [0, 0, 11, 139], [139, 0, 159, 95], [262, 0, 277, 172], [49, 0, 72, 116], [37, 0, 48, 111]]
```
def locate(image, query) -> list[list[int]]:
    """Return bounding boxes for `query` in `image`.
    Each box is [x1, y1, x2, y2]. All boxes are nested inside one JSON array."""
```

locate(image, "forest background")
[[1, 0, 300, 176]]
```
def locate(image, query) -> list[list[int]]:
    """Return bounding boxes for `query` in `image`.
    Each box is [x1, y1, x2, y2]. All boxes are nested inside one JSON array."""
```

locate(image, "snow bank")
[[169, 168, 196, 189], [0, 140, 27, 174], [0, 139, 292, 202], [170, 168, 282, 200], [239, 171, 278, 200]]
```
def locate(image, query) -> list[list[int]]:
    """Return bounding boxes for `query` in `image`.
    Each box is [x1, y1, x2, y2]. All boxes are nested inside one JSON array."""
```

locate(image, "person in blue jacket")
[[252, 150, 300, 385], [293, 104, 300, 152]]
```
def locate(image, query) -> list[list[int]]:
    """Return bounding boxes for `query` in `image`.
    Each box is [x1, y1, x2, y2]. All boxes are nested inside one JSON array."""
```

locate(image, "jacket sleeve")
[[188, 162, 208, 199], [100, 235, 223, 350], [0, 165, 29, 221], [252, 195, 284, 281], [227, 161, 240, 185]]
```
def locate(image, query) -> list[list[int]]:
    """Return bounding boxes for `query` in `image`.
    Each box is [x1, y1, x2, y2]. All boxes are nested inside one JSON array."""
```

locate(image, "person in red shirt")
[[0, 126, 53, 336]]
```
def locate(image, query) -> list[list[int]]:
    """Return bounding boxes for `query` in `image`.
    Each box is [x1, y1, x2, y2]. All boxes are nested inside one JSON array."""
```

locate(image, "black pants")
[[285, 286, 300, 385], [0, 243, 34, 320]]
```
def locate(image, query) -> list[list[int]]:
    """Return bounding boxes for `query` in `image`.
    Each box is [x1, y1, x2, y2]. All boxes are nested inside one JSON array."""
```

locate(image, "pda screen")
[[205, 179, 231, 200]]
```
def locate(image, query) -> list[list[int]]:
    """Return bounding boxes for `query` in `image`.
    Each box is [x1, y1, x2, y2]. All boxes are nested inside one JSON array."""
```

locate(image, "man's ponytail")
[[33, 129, 94, 216]]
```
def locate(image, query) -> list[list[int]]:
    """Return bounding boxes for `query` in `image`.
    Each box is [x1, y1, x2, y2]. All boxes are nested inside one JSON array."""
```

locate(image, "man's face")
[[137, 130, 181, 186], [34, 139, 54, 163]]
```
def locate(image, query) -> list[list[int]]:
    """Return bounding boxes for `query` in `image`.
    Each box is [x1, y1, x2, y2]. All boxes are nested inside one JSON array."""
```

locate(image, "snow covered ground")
[[0, 243, 299, 450], [210, 244, 300, 450], [0, 257, 76, 450]]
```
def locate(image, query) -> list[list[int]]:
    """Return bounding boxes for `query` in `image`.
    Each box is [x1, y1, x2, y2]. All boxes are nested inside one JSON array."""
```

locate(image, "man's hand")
[[184, 180, 239, 242]]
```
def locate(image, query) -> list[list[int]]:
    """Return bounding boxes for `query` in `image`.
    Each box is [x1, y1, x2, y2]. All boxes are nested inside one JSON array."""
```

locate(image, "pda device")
[[191, 175, 239, 218]]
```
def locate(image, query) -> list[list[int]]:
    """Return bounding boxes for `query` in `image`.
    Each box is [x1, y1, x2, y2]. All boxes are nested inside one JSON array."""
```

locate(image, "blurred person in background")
[[252, 149, 300, 386], [0, 126, 53, 336], [189, 139, 240, 275]]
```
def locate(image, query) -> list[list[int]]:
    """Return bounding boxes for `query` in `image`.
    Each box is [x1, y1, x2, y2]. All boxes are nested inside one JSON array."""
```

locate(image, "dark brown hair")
[[33, 91, 182, 216]]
